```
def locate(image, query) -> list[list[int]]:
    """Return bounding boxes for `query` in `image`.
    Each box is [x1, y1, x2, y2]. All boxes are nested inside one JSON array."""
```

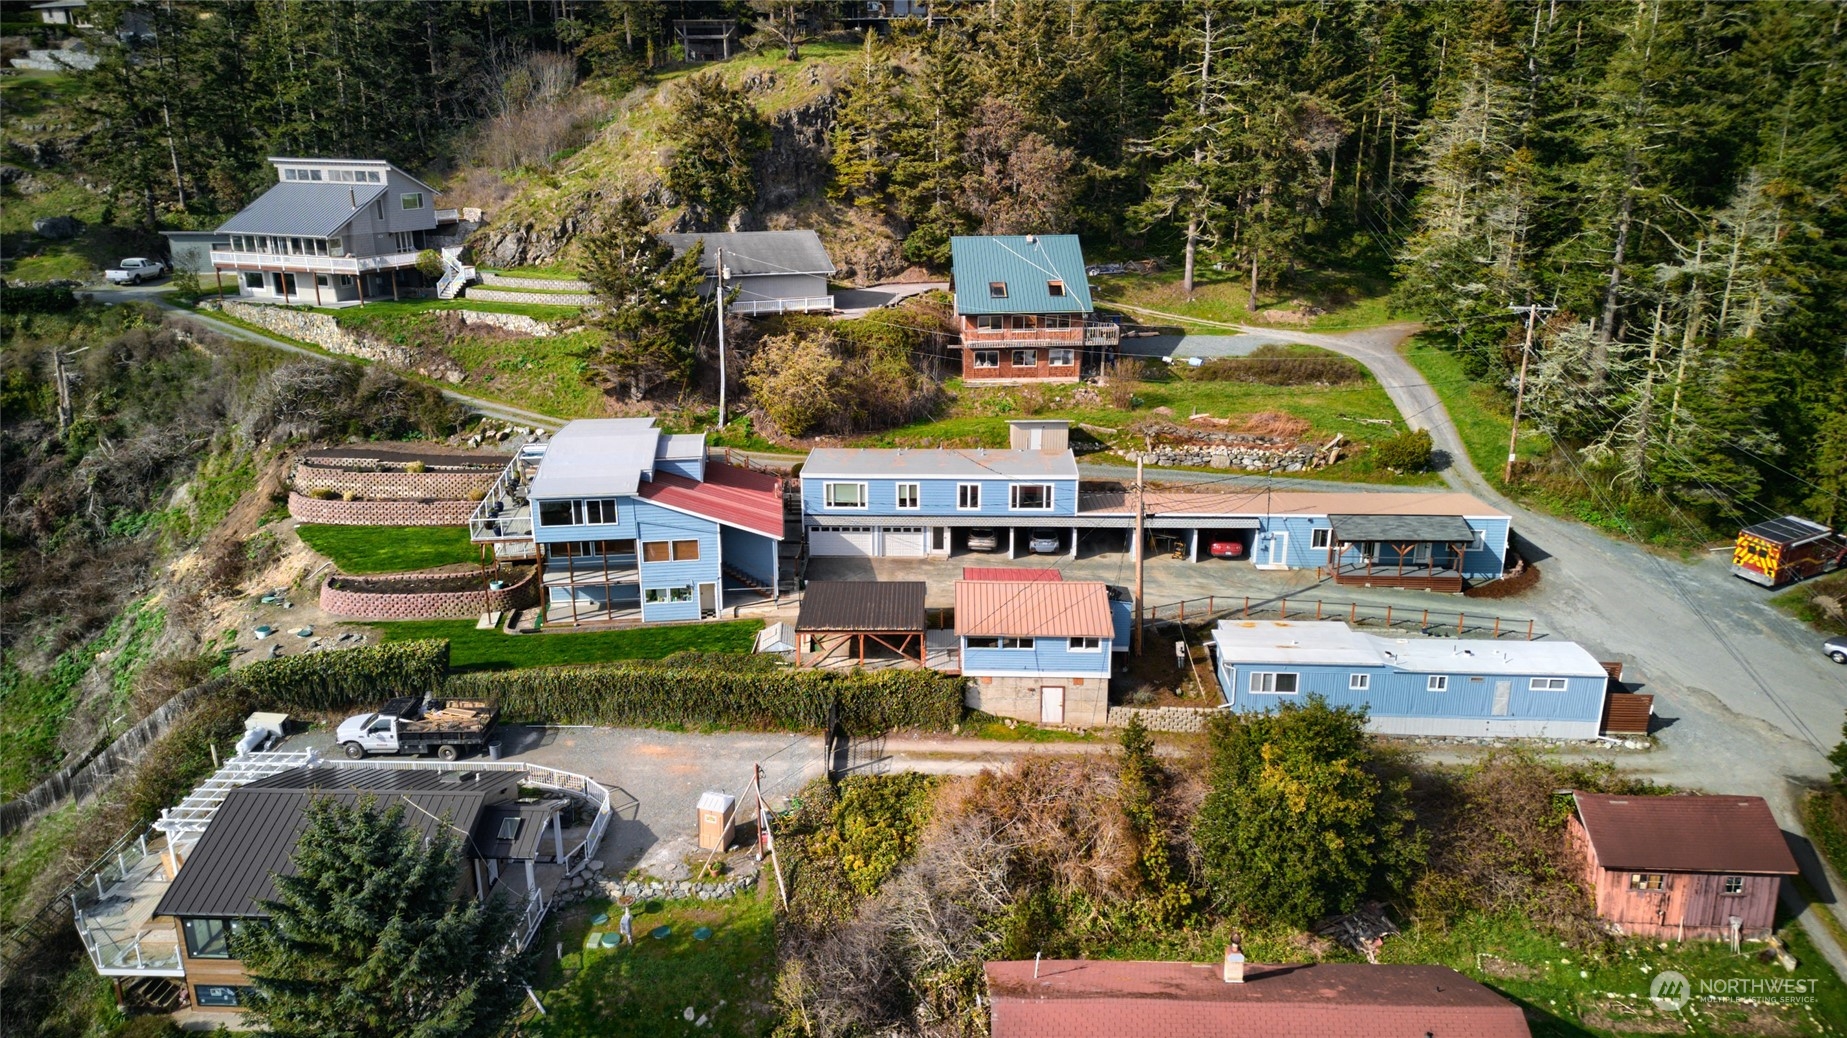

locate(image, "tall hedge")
[[445, 662, 964, 734], [238, 639, 450, 712]]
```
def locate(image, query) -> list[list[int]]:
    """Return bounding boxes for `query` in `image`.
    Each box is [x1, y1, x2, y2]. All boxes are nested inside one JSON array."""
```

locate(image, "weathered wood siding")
[[1571, 815, 1783, 939]]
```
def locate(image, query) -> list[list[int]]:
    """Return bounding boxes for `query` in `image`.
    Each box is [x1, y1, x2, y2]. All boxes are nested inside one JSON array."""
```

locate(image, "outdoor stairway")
[[436, 246, 476, 299], [121, 977, 183, 1011], [724, 565, 774, 600]]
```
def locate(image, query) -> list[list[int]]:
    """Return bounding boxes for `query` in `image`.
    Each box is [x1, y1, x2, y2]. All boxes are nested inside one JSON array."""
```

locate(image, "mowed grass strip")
[[367, 618, 762, 671], [296, 524, 480, 574]]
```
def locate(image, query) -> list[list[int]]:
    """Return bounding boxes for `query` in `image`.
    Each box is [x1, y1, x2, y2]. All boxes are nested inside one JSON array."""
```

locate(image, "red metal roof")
[[1573, 793, 1798, 875], [962, 567, 1064, 582], [985, 960, 1531, 1038], [955, 581, 1113, 639], [636, 462, 784, 539]]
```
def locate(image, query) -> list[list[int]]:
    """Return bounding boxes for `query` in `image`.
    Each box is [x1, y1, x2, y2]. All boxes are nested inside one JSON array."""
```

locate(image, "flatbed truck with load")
[[1730, 516, 1847, 588], [336, 696, 498, 761]]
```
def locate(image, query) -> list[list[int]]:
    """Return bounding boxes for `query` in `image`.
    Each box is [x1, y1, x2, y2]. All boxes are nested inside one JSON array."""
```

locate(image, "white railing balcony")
[[730, 295, 834, 316], [209, 249, 424, 274], [542, 557, 638, 584], [435, 208, 461, 222], [1084, 322, 1122, 345], [470, 454, 533, 543], [71, 827, 188, 978]]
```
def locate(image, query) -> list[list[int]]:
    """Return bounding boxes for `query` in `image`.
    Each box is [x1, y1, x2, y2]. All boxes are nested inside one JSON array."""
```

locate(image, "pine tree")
[[233, 798, 525, 1038], [828, 31, 905, 208], [577, 194, 709, 401], [662, 72, 771, 229]]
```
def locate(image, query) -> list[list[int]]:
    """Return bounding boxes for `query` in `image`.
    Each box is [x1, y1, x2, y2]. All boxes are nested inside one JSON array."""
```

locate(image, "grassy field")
[[296, 524, 480, 574], [1773, 572, 1847, 636], [1402, 336, 1553, 489], [318, 297, 585, 322], [528, 892, 776, 1038], [367, 618, 762, 671], [1090, 265, 1397, 333]]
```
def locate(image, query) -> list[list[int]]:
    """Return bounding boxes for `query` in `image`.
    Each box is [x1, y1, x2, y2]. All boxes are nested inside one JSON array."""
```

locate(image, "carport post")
[[1008, 528, 1018, 560], [551, 813, 564, 863], [1189, 529, 1199, 563], [1068, 527, 1078, 560]]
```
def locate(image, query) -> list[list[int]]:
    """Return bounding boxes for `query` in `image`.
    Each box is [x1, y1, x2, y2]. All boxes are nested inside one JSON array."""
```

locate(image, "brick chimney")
[[1223, 941, 1246, 984]]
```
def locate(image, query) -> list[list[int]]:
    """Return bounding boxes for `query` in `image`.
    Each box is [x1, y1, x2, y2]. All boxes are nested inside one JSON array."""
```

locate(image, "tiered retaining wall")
[[481, 272, 592, 292], [465, 287, 595, 307], [204, 300, 465, 382], [453, 309, 562, 338], [320, 566, 537, 620], [293, 464, 496, 500], [287, 491, 475, 526]]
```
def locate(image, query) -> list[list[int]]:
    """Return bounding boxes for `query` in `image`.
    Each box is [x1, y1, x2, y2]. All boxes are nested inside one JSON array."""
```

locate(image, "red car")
[[1208, 540, 1244, 558]]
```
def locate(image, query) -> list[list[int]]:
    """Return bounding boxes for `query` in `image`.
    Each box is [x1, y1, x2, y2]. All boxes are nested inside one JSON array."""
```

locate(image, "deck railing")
[[208, 249, 422, 274], [469, 453, 534, 543], [731, 295, 834, 316]]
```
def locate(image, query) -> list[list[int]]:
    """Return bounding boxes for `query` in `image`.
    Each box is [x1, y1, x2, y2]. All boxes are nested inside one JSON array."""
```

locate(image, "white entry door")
[[1266, 531, 1289, 567], [1040, 686, 1065, 725], [808, 526, 876, 556], [881, 527, 927, 557], [1492, 680, 1512, 716]]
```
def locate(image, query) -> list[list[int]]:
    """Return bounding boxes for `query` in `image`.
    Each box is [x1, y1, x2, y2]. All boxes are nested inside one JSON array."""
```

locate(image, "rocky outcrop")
[[746, 96, 835, 221], [452, 307, 566, 338], [32, 215, 78, 238]]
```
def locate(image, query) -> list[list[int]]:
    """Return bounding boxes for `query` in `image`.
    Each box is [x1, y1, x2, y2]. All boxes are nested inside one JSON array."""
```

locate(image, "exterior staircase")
[[437, 246, 477, 299], [723, 565, 774, 600]]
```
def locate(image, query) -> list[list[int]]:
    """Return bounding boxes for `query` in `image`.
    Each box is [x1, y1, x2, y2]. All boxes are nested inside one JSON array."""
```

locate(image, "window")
[[1010, 484, 1052, 510], [988, 281, 1008, 298], [283, 168, 298, 181], [1530, 677, 1568, 691], [394, 231, 416, 251], [642, 539, 700, 562], [181, 918, 241, 959], [1047, 280, 1066, 297], [243, 273, 262, 289], [1629, 873, 1666, 892], [329, 236, 343, 254], [1048, 348, 1075, 366], [1349, 673, 1371, 690], [193, 985, 245, 1007], [1427, 675, 1449, 692], [1249, 672, 1300, 694], [967, 636, 1035, 649], [972, 350, 999, 368], [976, 314, 1003, 330], [644, 585, 694, 604], [497, 816, 522, 840], [824, 482, 868, 509], [957, 483, 981, 510], [1722, 875, 1745, 895], [401, 192, 424, 210], [599, 538, 637, 557], [671, 539, 699, 561], [1012, 349, 1038, 368], [1311, 528, 1332, 549], [1069, 637, 1102, 652], [896, 483, 920, 509], [308, 168, 322, 181], [316, 274, 330, 287]]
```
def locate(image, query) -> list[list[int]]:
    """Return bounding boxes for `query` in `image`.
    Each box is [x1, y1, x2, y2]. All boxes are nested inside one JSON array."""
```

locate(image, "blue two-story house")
[[802, 420, 1083, 558], [1211, 620, 1609, 739], [468, 419, 785, 625], [956, 578, 1117, 726]]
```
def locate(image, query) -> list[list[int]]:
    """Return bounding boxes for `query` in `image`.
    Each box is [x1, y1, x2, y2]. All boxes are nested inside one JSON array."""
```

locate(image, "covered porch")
[[1327, 513, 1473, 592], [795, 580, 928, 668]]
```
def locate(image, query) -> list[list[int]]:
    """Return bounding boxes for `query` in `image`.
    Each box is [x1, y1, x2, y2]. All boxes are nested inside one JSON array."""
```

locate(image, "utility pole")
[[1132, 436, 1148, 656], [1505, 304, 1553, 484], [715, 247, 728, 430]]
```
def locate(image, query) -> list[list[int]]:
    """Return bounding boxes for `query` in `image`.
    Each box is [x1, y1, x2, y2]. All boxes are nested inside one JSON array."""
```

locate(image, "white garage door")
[[808, 525, 876, 556], [881, 527, 926, 557]]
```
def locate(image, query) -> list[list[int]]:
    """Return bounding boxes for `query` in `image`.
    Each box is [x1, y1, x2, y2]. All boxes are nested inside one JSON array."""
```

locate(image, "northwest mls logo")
[[1649, 970, 1691, 1012]]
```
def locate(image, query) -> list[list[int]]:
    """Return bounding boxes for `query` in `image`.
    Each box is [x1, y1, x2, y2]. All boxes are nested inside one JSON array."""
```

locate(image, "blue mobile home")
[[1211, 620, 1608, 739]]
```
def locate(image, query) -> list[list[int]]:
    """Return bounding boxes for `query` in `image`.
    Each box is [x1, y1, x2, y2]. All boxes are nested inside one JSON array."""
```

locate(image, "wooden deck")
[[1330, 564, 1464, 593]]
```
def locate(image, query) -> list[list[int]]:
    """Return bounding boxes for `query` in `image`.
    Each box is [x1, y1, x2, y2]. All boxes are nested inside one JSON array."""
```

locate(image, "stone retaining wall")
[[464, 287, 594, 307], [293, 464, 495, 500], [287, 490, 475, 526], [320, 566, 537, 620], [204, 300, 464, 382], [481, 272, 593, 292], [1104, 705, 1218, 733], [453, 309, 562, 338]]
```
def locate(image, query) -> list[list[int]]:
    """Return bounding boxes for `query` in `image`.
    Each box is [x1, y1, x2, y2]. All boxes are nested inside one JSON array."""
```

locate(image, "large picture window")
[[182, 917, 241, 959], [1249, 672, 1299, 694], [1048, 348, 1075, 366], [966, 636, 1035, 649], [401, 192, 424, 210], [1011, 349, 1038, 367], [1010, 484, 1052, 510], [824, 482, 868, 509]]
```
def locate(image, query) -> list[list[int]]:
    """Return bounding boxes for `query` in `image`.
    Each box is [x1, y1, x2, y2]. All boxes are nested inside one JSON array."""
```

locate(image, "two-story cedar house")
[[955, 578, 1122, 726], [1211, 620, 1611, 739], [468, 419, 785, 625], [210, 157, 463, 305], [950, 235, 1119, 381]]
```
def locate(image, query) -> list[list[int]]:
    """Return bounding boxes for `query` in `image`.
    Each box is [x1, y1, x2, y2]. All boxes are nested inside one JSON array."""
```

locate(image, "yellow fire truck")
[[1730, 516, 1847, 588]]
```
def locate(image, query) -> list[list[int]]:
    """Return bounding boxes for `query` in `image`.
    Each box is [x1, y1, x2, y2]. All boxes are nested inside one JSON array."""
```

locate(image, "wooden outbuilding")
[[795, 581, 927, 667], [1568, 792, 1798, 941]]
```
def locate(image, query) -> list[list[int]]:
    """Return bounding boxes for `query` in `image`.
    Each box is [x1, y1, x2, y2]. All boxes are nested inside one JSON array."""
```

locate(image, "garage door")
[[882, 527, 926, 557], [808, 525, 876, 556]]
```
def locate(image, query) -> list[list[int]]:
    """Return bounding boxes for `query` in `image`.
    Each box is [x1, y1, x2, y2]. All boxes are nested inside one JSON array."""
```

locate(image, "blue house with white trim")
[[468, 419, 786, 625], [1211, 620, 1608, 739], [956, 578, 1118, 726]]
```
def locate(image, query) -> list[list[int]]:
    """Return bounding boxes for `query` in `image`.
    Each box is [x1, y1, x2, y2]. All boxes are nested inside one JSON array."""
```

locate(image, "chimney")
[[1223, 942, 1246, 984]]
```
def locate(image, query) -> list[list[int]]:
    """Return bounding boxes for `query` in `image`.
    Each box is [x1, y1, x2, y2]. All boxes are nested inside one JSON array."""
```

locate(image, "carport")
[[795, 580, 928, 667]]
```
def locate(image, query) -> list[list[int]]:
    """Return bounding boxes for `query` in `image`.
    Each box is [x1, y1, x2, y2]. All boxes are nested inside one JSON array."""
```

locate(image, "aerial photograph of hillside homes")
[[4, 2, 1847, 1036]]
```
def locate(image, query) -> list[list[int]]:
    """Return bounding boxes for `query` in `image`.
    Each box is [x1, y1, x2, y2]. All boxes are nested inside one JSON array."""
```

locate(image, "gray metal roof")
[[529, 419, 661, 499], [216, 181, 386, 237], [474, 801, 564, 861], [797, 581, 927, 632], [1328, 514, 1476, 543], [951, 235, 1093, 315], [802, 447, 1079, 480], [659, 231, 836, 277]]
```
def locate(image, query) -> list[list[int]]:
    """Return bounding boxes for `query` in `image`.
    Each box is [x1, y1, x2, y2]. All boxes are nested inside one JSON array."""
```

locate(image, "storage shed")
[[795, 581, 927, 667]]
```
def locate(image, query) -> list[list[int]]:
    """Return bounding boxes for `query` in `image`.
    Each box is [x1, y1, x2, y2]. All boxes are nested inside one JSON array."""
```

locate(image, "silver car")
[[1826, 635, 1847, 665], [1028, 530, 1062, 554], [966, 528, 999, 552]]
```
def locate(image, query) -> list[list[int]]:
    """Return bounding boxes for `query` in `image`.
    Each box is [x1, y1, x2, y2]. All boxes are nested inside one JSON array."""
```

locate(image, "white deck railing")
[[469, 453, 534, 543], [730, 295, 834, 316], [208, 249, 423, 275]]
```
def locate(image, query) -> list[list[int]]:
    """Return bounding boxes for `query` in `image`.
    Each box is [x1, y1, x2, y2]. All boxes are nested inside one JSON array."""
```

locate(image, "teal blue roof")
[[950, 235, 1094, 315]]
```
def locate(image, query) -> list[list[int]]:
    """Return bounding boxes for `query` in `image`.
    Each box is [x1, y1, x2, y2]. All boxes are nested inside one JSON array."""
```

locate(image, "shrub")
[[1373, 427, 1434, 472], [307, 486, 336, 500], [465, 487, 487, 501], [238, 639, 450, 712], [340, 489, 359, 502], [404, 460, 427, 473], [808, 774, 938, 896], [1192, 351, 1364, 385], [414, 249, 445, 280]]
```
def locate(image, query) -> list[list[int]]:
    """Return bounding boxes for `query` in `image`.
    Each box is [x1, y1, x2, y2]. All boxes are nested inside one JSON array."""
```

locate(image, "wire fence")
[[1141, 594, 1540, 641]]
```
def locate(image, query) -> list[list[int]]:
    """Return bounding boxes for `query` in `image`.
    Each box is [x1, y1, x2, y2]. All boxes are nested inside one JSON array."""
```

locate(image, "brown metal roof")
[[985, 960, 1531, 1038], [796, 581, 926, 632], [1573, 793, 1798, 875], [955, 581, 1114, 639]]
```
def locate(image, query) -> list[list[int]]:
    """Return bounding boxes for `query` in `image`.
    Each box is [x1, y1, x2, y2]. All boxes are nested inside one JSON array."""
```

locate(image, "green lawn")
[[296, 524, 480, 574], [1402, 336, 1552, 490], [315, 297, 585, 322], [530, 892, 776, 1038], [367, 619, 762, 671], [1090, 265, 1397, 333]]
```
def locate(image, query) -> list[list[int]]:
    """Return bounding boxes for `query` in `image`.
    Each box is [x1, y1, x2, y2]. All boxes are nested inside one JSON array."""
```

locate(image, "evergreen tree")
[[233, 797, 525, 1038], [828, 31, 905, 208], [577, 194, 709, 401], [662, 72, 771, 229]]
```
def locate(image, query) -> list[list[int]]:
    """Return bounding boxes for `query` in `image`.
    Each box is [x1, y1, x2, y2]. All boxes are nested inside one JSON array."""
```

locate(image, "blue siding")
[[1252, 514, 1509, 577], [1109, 599, 1133, 653], [1214, 660, 1604, 726], [804, 476, 1080, 519], [962, 637, 1112, 677], [656, 458, 704, 480], [720, 525, 777, 585]]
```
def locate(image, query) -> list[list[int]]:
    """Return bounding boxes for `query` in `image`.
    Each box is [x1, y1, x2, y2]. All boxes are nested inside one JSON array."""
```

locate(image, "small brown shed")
[[1569, 792, 1798, 941], [795, 581, 928, 667]]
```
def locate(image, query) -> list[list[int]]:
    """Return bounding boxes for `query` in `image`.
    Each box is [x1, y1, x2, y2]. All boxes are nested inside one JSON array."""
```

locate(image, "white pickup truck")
[[104, 257, 170, 284]]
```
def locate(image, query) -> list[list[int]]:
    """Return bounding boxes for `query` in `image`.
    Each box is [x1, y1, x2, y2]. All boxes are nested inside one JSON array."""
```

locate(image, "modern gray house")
[[659, 230, 836, 315], [209, 157, 464, 305]]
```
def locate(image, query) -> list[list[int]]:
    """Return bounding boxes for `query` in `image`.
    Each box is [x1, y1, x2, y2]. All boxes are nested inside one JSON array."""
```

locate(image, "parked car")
[[1028, 529, 1061, 553], [1208, 539, 1245, 558], [966, 528, 999, 552], [104, 257, 169, 284], [1826, 635, 1847, 665]]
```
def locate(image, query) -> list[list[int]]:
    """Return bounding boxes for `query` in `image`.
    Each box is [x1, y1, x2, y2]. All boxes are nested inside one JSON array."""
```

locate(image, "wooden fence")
[[1141, 595, 1539, 641]]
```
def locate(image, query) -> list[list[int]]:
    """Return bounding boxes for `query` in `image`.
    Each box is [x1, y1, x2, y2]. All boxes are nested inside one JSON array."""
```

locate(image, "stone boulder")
[[33, 215, 78, 239]]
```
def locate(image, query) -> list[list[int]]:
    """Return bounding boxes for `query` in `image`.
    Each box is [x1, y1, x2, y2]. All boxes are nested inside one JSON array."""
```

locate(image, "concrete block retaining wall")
[[1104, 705, 1218, 733], [287, 490, 475, 526], [292, 464, 495, 500], [320, 566, 537, 620], [480, 272, 593, 292], [464, 287, 595, 307]]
